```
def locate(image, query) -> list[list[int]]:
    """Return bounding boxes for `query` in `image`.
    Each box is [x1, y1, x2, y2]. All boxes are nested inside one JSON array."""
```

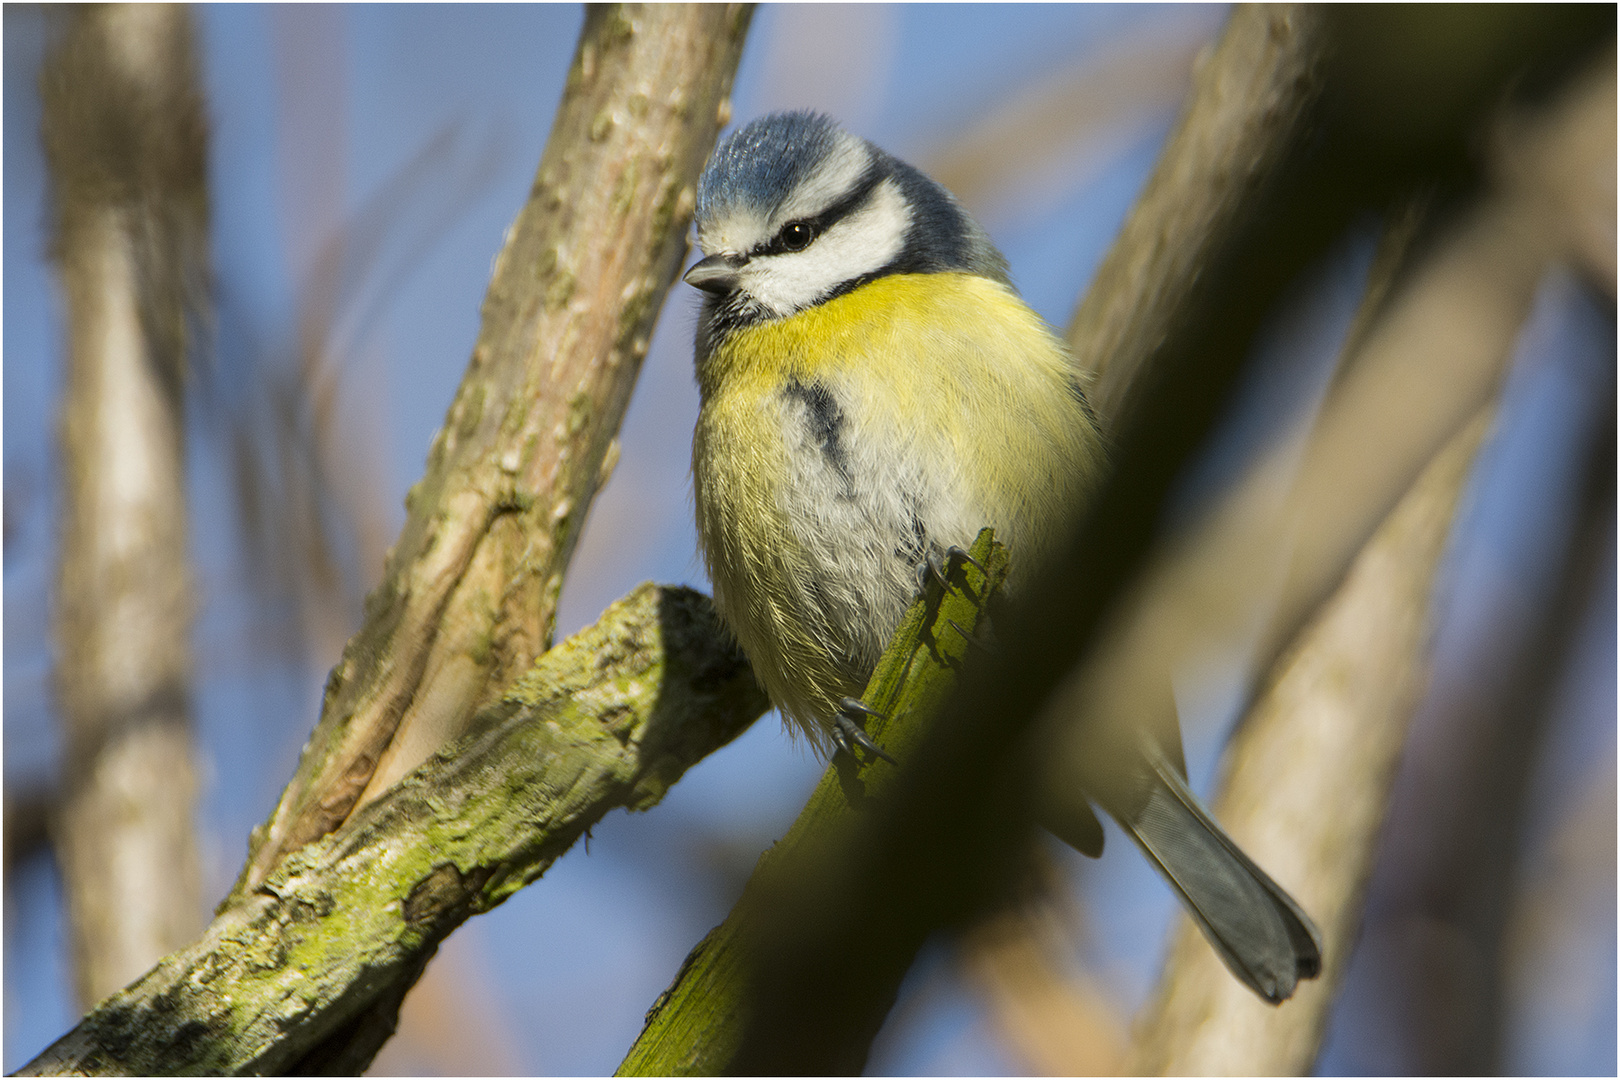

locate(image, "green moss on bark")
[[19, 585, 768, 1077], [617, 530, 1010, 1077]]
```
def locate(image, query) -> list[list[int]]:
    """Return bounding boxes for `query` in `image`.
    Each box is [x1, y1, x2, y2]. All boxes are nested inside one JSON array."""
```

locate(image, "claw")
[[914, 543, 988, 601], [946, 618, 997, 655], [839, 698, 886, 720], [943, 543, 986, 578], [913, 549, 942, 598], [833, 697, 898, 765]]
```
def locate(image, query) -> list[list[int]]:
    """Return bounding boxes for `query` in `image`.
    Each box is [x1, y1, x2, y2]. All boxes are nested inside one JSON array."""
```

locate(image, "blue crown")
[[696, 111, 847, 224]]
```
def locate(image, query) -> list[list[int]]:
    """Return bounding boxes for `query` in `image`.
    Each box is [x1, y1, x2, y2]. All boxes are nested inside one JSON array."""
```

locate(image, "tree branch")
[[657, 8, 1611, 1075], [18, 584, 768, 1077], [608, 19, 1337, 1061], [1067, 5, 1327, 421], [1127, 43, 1616, 1074], [41, 2, 209, 1008], [232, 3, 754, 899], [617, 533, 1010, 1077], [20, 8, 757, 1071], [626, 9, 1347, 1066]]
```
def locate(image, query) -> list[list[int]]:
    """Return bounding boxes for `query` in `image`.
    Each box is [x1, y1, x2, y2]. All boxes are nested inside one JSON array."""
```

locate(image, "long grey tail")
[[1114, 745, 1323, 1003]]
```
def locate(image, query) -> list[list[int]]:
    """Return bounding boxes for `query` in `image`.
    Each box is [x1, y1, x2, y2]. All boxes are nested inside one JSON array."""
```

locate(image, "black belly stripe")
[[1067, 374, 1101, 429], [896, 505, 928, 566], [783, 378, 852, 491]]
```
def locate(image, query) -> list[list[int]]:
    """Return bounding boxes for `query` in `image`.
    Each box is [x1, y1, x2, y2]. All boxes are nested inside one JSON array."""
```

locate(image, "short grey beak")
[[684, 253, 745, 295]]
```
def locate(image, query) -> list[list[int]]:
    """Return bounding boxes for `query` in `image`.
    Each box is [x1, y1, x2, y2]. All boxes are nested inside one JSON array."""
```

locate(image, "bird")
[[684, 110, 1321, 1003]]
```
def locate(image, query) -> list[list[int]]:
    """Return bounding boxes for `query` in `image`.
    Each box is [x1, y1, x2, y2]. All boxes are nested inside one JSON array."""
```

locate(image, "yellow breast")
[[693, 272, 1103, 745]]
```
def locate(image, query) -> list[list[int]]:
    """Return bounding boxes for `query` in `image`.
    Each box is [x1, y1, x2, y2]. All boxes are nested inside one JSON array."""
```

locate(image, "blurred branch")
[[1132, 407, 1494, 1074], [1480, 406, 1615, 1072], [1492, 45, 1617, 298], [18, 585, 768, 1077], [1499, 737, 1618, 1071], [695, 7, 1611, 1075], [4, 783, 56, 875], [708, 7, 1344, 1070], [1042, 154, 1564, 874], [1128, 43, 1617, 1075], [1321, 293, 1615, 1076], [1248, 45, 1616, 673], [40, 3, 208, 1008], [957, 854, 1128, 1076], [231, 3, 753, 900], [617, 535, 1007, 1076], [1066, 5, 1328, 422]]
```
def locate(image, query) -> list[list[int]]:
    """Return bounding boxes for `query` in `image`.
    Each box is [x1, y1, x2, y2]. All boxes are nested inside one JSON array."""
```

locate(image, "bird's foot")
[[914, 543, 987, 599], [832, 697, 898, 765]]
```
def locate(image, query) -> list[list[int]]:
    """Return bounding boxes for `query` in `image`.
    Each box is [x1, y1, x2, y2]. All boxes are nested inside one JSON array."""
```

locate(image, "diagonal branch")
[[1129, 42, 1616, 1074], [18, 584, 768, 1077], [616, 533, 1010, 1077], [1132, 408, 1495, 1075], [231, 3, 754, 901], [1066, 4, 1327, 421], [21, 6, 756, 1073]]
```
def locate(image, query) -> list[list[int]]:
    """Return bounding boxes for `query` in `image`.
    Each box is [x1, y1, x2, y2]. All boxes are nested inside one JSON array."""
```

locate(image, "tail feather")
[[1117, 746, 1322, 1003]]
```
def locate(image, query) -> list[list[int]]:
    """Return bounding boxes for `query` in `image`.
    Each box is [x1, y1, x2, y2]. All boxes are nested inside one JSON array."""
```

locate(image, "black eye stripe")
[[755, 167, 887, 257]]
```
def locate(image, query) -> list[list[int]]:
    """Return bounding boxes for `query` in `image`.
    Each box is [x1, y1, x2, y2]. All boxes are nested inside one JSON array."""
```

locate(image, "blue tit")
[[685, 111, 1320, 1002], [687, 110, 1105, 750]]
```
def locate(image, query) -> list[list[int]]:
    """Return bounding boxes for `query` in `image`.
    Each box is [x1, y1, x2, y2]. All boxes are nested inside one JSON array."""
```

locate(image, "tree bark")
[[19, 585, 768, 1077], [618, 536, 1008, 1077], [231, 2, 754, 901], [1128, 44, 1615, 1074], [42, 2, 209, 1010]]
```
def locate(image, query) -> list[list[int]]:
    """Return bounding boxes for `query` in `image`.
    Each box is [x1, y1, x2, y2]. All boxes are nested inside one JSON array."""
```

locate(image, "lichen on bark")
[[20, 584, 768, 1077]]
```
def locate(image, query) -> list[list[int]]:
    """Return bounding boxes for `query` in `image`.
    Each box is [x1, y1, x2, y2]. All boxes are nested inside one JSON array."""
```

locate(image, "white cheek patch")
[[740, 179, 912, 316]]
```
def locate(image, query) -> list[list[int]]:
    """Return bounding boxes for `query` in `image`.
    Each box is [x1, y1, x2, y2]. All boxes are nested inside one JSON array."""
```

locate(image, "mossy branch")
[[617, 531, 1010, 1077], [234, 3, 754, 899], [18, 585, 768, 1077], [21, 8, 764, 1072]]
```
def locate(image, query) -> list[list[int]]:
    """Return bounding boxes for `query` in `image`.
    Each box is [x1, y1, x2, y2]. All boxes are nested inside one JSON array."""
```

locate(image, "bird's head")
[[686, 111, 1010, 335]]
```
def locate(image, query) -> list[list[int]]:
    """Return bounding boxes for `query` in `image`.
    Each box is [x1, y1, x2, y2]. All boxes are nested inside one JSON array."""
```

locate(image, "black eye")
[[780, 221, 816, 252]]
